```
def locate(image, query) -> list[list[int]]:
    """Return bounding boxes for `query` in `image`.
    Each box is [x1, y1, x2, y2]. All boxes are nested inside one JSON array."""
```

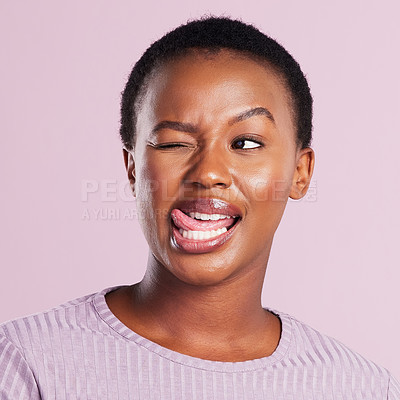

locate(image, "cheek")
[[239, 156, 295, 204], [138, 154, 182, 205], [241, 171, 291, 239], [135, 152, 180, 241], [134, 153, 160, 234], [245, 173, 291, 203]]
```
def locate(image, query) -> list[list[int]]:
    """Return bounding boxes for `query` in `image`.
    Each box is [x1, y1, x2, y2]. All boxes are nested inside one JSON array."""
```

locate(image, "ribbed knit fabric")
[[0, 285, 398, 399]]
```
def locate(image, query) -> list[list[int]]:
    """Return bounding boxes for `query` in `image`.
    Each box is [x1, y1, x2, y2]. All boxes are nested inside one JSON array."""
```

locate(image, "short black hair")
[[120, 16, 313, 150]]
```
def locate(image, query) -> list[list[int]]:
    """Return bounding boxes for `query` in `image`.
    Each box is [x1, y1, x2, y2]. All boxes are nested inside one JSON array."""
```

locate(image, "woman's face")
[[127, 50, 311, 285]]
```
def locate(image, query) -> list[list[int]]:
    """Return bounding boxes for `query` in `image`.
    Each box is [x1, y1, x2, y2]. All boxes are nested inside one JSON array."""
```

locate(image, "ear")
[[123, 147, 136, 196], [289, 147, 315, 200]]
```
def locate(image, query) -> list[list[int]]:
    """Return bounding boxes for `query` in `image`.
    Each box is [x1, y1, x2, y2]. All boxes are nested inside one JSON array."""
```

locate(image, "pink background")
[[1, 1, 399, 378]]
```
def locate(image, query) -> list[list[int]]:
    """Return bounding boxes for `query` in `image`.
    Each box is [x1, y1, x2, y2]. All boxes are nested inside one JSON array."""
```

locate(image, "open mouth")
[[169, 197, 243, 253], [172, 210, 240, 241], [170, 207, 241, 254]]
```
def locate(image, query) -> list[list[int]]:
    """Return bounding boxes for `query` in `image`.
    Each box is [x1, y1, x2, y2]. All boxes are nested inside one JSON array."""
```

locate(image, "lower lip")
[[171, 219, 240, 254]]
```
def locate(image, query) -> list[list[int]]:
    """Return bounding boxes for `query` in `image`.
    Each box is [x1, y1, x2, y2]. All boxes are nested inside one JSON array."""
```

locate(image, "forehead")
[[136, 49, 295, 137]]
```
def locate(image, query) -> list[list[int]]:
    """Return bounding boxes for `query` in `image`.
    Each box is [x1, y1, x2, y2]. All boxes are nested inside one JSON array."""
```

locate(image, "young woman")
[[1, 16, 398, 399]]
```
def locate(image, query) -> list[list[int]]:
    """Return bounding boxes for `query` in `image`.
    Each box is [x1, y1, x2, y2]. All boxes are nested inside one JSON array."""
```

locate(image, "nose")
[[183, 142, 233, 190]]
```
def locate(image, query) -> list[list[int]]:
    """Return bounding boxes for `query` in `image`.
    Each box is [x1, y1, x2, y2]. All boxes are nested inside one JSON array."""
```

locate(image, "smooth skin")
[[106, 49, 315, 362]]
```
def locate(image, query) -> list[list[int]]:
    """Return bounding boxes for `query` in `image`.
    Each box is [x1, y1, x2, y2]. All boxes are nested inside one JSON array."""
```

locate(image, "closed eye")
[[150, 142, 192, 149]]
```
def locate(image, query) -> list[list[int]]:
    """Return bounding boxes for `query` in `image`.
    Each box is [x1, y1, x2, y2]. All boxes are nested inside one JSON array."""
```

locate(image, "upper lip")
[[172, 198, 243, 218]]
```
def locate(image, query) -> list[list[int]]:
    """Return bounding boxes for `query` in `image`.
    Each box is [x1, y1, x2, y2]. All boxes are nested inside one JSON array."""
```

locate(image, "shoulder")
[[0, 285, 128, 398], [1, 290, 92, 346], [389, 375, 400, 400], [0, 286, 121, 359], [0, 289, 96, 398], [285, 312, 387, 373], [0, 287, 112, 399], [276, 310, 399, 397]]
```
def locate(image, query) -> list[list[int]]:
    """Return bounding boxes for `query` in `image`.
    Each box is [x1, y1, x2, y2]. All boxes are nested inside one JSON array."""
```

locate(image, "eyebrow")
[[151, 107, 275, 135], [152, 120, 198, 135], [229, 107, 275, 125]]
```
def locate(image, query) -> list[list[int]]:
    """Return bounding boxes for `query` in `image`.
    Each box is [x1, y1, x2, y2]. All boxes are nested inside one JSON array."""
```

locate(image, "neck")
[[132, 252, 271, 345], [106, 247, 282, 361]]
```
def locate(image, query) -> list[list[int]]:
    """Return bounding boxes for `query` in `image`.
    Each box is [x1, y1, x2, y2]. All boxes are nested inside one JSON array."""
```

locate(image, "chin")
[[167, 257, 238, 287]]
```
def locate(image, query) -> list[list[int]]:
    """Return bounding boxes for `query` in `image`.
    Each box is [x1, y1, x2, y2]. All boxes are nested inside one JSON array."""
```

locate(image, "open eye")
[[232, 137, 263, 150]]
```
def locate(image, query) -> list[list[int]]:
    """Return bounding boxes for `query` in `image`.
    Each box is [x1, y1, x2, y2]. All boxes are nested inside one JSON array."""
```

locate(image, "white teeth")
[[188, 212, 230, 221], [178, 227, 228, 240]]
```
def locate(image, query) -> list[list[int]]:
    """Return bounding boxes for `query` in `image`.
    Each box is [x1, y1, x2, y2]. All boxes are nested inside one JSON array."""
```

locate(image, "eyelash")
[[155, 136, 264, 150], [155, 143, 191, 149], [231, 135, 264, 150]]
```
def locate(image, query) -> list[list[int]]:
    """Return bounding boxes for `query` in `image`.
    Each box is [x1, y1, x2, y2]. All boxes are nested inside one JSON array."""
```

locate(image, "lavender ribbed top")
[[0, 285, 399, 399]]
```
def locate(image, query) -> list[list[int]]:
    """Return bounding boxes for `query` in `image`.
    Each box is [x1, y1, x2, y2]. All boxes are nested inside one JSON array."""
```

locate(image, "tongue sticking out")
[[171, 209, 236, 232]]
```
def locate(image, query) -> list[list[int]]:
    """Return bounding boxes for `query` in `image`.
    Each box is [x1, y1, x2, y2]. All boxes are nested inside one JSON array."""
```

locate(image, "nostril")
[[182, 160, 233, 189], [187, 181, 229, 189]]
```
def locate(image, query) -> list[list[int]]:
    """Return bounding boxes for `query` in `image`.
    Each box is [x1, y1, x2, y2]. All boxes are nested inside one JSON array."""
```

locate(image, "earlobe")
[[289, 147, 315, 200], [122, 148, 136, 196]]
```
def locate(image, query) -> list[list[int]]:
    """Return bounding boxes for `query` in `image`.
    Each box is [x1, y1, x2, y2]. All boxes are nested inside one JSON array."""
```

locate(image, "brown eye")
[[232, 138, 262, 150]]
